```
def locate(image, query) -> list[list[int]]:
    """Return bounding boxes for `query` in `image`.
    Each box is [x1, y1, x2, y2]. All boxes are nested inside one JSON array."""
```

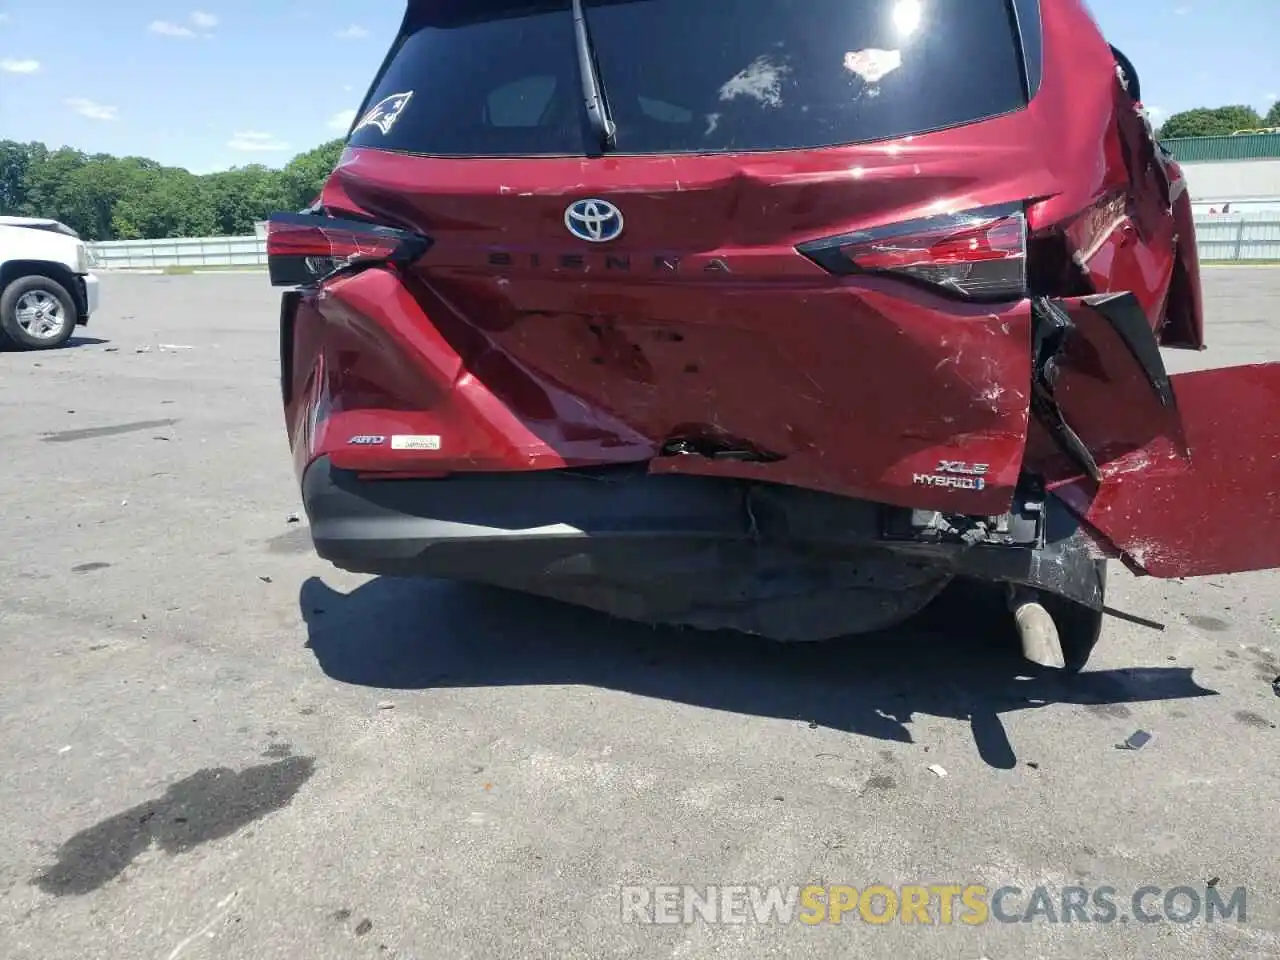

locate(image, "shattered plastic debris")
[[1116, 730, 1152, 751], [377, 700, 395, 710], [1272, 676, 1280, 698], [927, 764, 948, 778], [287, 513, 301, 524]]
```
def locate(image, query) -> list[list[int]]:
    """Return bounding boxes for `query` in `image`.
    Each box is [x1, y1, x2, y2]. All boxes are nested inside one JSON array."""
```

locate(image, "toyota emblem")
[[564, 198, 624, 243]]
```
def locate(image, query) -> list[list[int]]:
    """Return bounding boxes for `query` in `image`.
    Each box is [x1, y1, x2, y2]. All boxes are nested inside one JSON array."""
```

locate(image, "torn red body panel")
[[1052, 362, 1280, 578], [1027, 293, 1186, 483], [1012, 293, 1279, 579]]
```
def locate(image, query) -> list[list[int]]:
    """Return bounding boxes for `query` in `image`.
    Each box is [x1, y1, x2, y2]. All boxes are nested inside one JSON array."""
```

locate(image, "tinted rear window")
[[350, 0, 1027, 156]]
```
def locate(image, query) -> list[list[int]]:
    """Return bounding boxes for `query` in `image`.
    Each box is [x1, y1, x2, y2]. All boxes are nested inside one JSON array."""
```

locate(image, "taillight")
[[796, 202, 1027, 301], [266, 212, 432, 287]]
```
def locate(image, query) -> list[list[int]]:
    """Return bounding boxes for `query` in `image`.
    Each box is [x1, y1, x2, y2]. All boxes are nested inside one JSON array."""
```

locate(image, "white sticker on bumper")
[[391, 435, 441, 450]]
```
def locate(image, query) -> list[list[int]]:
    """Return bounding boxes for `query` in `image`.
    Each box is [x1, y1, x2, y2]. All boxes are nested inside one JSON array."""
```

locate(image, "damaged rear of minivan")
[[274, 0, 1280, 671]]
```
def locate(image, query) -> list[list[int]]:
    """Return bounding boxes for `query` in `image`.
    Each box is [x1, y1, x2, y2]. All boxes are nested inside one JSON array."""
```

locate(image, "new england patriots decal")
[[353, 92, 414, 136]]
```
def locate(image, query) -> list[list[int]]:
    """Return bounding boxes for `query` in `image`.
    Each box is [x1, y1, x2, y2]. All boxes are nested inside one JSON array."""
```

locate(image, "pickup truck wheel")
[[0, 275, 78, 350]]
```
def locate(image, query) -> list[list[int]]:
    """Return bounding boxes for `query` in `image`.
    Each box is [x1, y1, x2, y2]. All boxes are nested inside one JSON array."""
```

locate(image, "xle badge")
[[913, 461, 989, 490]]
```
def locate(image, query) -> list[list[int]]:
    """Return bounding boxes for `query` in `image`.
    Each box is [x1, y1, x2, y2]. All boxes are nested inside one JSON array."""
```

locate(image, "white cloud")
[[0, 13, 10, 22], [335, 24, 369, 39], [190, 11, 218, 28], [65, 97, 118, 121], [1, 58, 40, 73], [327, 108, 357, 132], [149, 20, 195, 37], [1147, 105, 1166, 117], [1267, 92, 1278, 102], [1175, 4, 1191, 13], [228, 130, 290, 152]]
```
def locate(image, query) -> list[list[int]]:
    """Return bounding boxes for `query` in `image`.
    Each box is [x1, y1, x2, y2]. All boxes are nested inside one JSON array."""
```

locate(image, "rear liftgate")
[[1030, 292, 1280, 579]]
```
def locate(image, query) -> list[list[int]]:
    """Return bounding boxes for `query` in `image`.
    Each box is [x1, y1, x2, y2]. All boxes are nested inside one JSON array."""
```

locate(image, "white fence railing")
[[1193, 212, 1280, 261], [89, 234, 266, 270], [86, 213, 1280, 269]]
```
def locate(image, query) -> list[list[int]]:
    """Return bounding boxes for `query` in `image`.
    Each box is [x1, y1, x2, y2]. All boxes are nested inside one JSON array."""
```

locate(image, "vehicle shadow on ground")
[[300, 576, 1215, 769], [66, 335, 111, 348], [0, 335, 110, 352]]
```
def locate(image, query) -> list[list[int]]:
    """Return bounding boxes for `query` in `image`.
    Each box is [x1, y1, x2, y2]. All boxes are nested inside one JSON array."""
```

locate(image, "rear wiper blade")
[[571, 0, 616, 152]]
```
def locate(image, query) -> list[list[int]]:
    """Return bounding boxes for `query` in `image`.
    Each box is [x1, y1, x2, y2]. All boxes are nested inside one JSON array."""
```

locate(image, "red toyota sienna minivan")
[[269, 0, 1280, 672]]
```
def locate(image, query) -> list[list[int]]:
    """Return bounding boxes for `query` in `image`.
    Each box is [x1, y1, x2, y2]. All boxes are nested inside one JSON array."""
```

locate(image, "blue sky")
[[1, 0, 1277, 173]]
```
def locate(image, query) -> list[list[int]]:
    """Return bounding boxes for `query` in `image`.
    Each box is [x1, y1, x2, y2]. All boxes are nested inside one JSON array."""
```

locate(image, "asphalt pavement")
[[0, 268, 1278, 959]]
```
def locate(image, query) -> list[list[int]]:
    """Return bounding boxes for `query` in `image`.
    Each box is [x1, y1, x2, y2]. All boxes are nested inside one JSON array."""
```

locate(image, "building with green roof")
[[1159, 132, 1280, 213]]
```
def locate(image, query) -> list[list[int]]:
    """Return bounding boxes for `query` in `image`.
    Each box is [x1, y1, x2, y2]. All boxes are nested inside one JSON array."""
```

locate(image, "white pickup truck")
[[0, 216, 100, 350]]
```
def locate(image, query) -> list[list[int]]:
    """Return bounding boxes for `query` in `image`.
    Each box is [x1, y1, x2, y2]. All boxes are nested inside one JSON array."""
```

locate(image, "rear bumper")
[[301, 456, 1105, 613], [303, 456, 757, 578]]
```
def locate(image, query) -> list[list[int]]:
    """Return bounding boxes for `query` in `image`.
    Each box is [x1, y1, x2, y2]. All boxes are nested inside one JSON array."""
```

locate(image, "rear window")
[[350, 0, 1028, 157]]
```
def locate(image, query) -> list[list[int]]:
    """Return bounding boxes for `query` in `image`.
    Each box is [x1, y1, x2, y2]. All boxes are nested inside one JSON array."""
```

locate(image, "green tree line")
[[0, 138, 346, 242], [1157, 101, 1280, 139]]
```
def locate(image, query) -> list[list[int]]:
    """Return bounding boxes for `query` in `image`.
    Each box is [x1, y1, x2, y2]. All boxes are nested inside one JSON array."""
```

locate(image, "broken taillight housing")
[[266, 211, 432, 287], [796, 202, 1027, 302]]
